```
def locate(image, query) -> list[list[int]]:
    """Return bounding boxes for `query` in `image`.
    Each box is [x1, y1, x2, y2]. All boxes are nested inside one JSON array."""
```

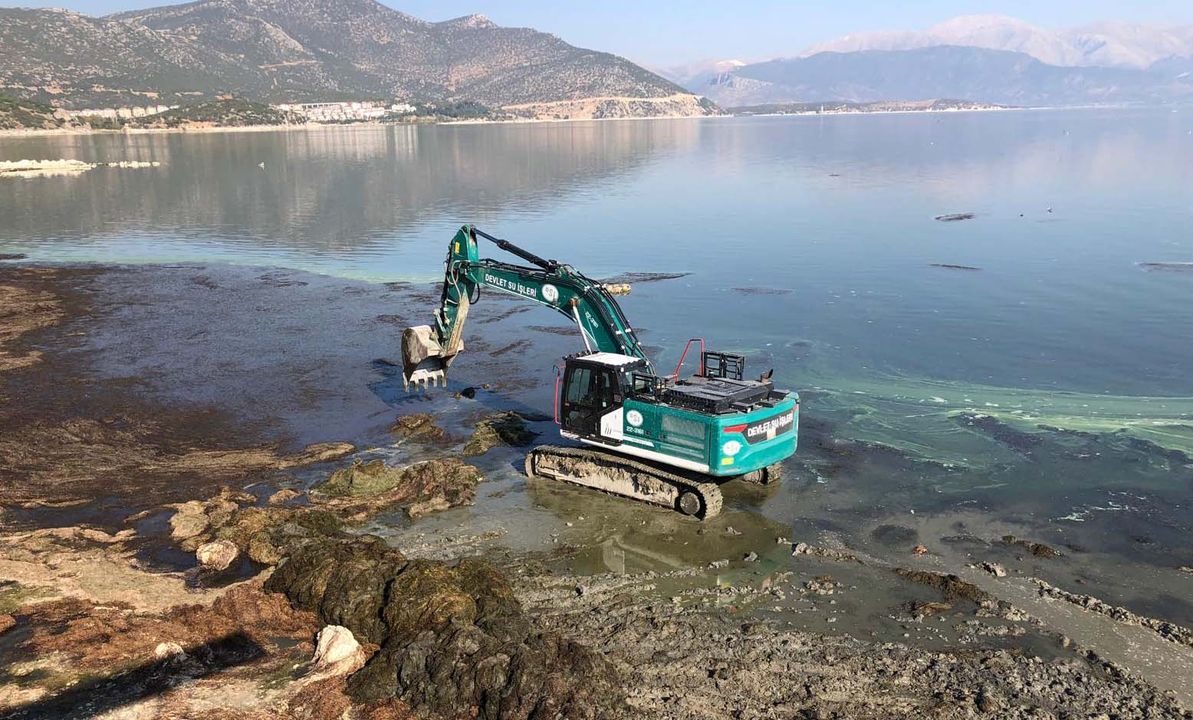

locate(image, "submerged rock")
[[390, 413, 446, 443], [266, 536, 623, 719], [907, 601, 953, 618], [268, 487, 301, 505], [981, 561, 1008, 577], [462, 411, 538, 456], [895, 569, 992, 603], [319, 459, 409, 496], [954, 412, 1043, 454], [0, 613, 14, 635], [1000, 535, 1062, 558], [316, 458, 482, 519]]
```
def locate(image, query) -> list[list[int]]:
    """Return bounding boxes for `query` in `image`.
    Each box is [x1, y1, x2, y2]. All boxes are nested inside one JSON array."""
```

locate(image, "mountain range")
[[702, 47, 1193, 108], [0, 0, 712, 118], [802, 15, 1193, 70], [689, 15, 1193, 108]]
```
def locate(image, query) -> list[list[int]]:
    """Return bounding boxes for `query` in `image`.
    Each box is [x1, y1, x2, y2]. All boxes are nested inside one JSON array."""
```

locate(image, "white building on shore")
[[273, 101, 416, 122], [58, 105, 177, 120]]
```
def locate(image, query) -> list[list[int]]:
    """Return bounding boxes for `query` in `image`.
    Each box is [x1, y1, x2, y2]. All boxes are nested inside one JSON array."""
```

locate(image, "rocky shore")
[[1, 262, 1191, 719]]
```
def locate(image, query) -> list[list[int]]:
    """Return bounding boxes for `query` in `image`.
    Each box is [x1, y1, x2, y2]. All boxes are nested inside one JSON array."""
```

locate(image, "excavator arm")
[[402, 225, 652, 388]]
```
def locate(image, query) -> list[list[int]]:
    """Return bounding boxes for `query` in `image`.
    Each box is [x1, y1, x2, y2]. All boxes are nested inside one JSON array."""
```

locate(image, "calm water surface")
[[3, 110, 1193, 619]]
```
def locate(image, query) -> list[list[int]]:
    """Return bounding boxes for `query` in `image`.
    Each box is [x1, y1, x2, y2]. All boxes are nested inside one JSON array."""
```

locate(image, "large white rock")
[[195, 539, 239, 571], [313, 625, 365, 674]]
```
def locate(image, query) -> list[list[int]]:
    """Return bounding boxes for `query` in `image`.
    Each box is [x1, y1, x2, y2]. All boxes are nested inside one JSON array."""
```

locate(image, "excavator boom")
[[402, 225, 651, 388]]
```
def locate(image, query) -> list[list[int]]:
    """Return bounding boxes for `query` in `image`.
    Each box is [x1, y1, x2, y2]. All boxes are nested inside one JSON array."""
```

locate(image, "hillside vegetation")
[[0, 95, 65, 130], [131, 98, 297, 128], [0, 0, 712, 118]]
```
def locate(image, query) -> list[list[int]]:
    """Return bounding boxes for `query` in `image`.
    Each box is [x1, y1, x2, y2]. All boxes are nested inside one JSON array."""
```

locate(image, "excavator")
[[401, 225, 799, 519]]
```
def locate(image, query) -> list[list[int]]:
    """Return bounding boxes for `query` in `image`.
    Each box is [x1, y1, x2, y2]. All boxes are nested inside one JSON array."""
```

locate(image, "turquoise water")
[[3, 110, 1193, 616], [3, 111, 1192, 398]]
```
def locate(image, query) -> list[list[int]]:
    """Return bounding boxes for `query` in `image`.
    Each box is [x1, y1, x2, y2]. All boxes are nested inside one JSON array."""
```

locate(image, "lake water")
[[3, 109, 1193, 623]]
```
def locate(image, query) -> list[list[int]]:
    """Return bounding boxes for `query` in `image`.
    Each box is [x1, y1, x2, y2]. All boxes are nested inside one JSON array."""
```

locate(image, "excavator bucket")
[[401, 294, 469, 391], [401, 325, 450, 389]]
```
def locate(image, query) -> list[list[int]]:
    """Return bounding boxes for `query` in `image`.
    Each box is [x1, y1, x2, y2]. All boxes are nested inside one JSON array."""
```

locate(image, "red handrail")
[[670, 338, 705, 381]]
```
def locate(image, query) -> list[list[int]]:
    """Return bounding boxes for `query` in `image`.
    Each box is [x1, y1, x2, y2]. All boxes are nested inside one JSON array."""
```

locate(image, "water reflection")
[[0, 121, 705, 250]]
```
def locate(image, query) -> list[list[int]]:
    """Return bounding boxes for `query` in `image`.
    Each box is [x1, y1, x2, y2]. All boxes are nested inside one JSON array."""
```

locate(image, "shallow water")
[[3, 110, 1193, 625]]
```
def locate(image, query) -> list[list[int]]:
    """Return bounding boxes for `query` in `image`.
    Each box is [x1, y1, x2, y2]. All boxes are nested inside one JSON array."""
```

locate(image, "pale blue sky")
[[13, 0, 1193, 66]]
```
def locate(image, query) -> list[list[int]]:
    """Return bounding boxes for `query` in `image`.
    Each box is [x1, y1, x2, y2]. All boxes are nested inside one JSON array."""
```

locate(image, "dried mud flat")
[[1, 263, 1191, 720]]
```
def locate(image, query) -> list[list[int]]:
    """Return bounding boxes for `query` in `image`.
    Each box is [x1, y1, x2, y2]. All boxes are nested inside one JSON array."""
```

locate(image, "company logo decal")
[[541, 284, 560, 303], [744, 410, 795, 444], [626, 410, 644, 427]]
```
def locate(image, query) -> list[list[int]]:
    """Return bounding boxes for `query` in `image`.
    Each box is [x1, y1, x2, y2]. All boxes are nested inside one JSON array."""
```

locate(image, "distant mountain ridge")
[[699, 46, 1193, 107], [0, 0, 713, 118], [803, 15, 1193, 70]]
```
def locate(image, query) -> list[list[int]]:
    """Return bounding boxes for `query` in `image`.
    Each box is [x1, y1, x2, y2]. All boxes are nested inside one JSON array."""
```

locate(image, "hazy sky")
[[13, 0, 1193, 66]]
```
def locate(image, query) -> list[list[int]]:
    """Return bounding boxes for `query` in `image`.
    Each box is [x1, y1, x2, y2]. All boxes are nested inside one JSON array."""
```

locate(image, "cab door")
[[561, 363, 618, 439]]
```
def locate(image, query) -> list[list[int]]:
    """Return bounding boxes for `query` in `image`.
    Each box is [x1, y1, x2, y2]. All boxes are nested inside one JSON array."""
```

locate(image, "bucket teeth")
[[403, 368, 447, 391]]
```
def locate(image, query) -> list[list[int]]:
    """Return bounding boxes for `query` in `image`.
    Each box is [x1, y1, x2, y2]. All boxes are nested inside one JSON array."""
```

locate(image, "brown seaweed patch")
[[0, 270, 64, 372], [18, 580, 316, 672], [491, 338, 534, 357], [0, 405, 352, 506], [935, 213, 976, 222]]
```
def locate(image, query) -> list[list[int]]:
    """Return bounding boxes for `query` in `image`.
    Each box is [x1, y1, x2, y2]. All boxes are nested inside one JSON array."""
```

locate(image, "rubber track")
[[526, 444, 723, 520]]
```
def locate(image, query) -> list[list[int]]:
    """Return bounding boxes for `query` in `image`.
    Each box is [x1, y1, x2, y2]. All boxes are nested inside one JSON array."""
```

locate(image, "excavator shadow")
[[367, 358, 562, 440]]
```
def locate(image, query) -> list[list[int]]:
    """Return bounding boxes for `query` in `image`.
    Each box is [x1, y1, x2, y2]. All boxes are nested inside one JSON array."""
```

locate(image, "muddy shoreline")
[[1, 262, 1191, 719]]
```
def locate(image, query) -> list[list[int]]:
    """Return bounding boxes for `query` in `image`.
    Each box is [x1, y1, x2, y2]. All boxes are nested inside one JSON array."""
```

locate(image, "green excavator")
[[402, 225, 799, 519]]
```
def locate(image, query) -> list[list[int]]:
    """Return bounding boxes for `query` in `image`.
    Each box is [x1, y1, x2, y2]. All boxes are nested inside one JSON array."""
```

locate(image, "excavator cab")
[[558, 353, 643, 439]]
